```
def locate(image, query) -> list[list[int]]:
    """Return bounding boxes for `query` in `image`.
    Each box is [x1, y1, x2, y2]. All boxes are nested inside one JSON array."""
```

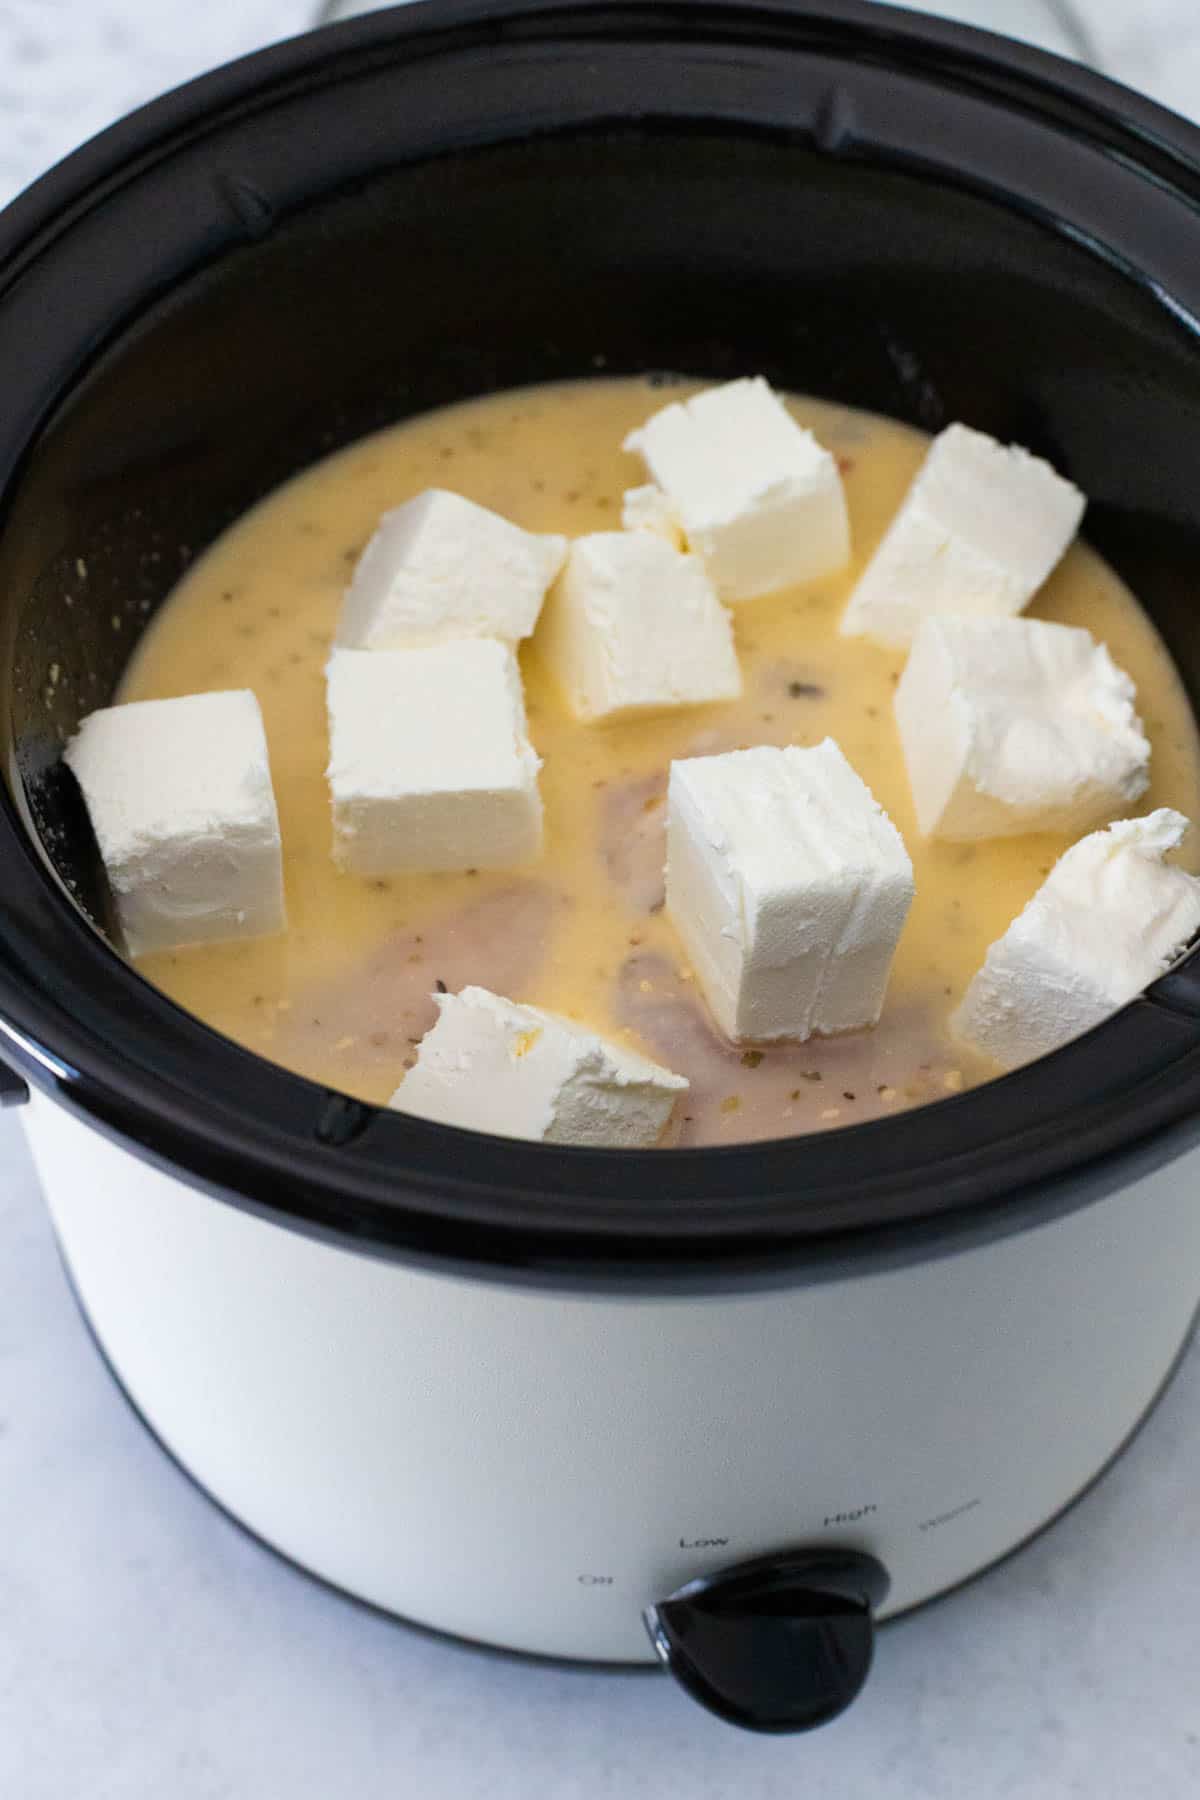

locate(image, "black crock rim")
[[4, 0, 1200, 1285]]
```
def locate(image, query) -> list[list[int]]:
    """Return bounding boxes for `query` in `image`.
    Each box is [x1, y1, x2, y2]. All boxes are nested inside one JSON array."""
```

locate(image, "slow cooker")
[[3, 0, 1200, 1735]]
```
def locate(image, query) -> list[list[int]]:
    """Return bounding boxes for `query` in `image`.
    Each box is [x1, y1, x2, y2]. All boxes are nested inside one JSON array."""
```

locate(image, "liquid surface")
[[121, 378, 1200, 1145]]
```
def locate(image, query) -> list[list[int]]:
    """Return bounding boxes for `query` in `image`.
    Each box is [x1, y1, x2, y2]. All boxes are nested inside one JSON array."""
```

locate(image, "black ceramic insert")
[[1, 0, 1200, 1282]]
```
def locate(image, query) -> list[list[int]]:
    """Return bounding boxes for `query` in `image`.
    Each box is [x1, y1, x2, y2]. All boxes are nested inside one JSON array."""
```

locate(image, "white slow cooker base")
[[25, 1093, 1200, 1662]]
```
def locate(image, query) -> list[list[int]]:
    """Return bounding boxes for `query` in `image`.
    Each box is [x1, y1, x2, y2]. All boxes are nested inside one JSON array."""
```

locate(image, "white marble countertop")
[[3, 3, 1200, 1795]]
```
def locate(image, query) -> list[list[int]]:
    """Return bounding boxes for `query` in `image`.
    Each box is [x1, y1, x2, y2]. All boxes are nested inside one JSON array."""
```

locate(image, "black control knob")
[[644, 1548, 890, 1733]]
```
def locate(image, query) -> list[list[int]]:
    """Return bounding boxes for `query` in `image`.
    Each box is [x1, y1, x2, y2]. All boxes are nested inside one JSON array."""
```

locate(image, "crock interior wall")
[[6, 126, 1200, 933]]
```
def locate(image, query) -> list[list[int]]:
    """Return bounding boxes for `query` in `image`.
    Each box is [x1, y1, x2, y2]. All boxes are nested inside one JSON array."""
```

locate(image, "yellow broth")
[[119, 378, 1200, 1145]]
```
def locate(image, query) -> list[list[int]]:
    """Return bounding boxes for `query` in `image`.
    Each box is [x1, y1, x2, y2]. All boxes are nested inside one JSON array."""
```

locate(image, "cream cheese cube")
[[390, 985, 688, 1147], [336, 488, 567, 651], [64, 689, 285, 957], [621, 484, 685, 548], [325, 640, 542, 875], [895, 615, 1151, 840], [842, 423, 1085, 647], [666, 740, 915, 1043], [954, 810, 1200, 1070], [623, 377, 850, 601], [538, 531, 742, 723]]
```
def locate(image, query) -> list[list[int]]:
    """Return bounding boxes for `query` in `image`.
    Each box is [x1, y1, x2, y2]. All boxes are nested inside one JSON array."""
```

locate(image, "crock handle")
[[644, 1548, 889, 1733]]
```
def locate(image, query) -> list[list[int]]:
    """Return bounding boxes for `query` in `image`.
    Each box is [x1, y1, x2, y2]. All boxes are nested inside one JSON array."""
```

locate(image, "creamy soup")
[[119, 378, 1200, 1145]]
